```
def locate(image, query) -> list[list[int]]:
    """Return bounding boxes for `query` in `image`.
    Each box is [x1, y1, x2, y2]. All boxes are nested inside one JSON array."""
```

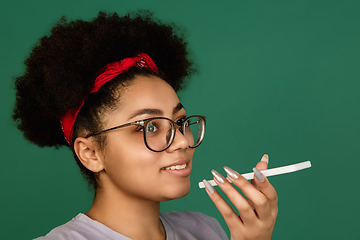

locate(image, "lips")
[[161, 163, 187, 170], [160, 160, 191, 177], [161, 159, 190, 171]]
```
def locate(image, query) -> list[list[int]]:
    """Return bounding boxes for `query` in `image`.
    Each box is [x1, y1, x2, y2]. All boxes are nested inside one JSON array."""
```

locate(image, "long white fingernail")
[[223, 166, 239, 179], [203, 179, 214, 194], [211, 170, 226, 184], [261, 154, 269, 164], [253, 167, 265, 182]]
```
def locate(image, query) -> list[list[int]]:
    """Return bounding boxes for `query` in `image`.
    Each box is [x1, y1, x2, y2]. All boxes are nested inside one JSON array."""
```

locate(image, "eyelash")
[[133, 116, 187, 132], [175, 116, 186, 127], [134, 126, 143, 132]]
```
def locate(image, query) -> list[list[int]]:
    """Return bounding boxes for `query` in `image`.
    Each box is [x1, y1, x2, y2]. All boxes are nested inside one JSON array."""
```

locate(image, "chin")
[[160, 183, 191, 201]]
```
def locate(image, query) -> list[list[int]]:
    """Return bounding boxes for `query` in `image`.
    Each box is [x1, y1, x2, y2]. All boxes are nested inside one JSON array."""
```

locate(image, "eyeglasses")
[[85, 115, 206, 152]]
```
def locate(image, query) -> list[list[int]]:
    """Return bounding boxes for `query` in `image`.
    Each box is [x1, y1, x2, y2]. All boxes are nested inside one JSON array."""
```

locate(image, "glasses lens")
[[145, 119, 174, 151], [183, 116, 205, 148]]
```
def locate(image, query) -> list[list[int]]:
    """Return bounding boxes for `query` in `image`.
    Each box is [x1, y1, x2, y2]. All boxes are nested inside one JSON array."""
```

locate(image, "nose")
[[166, 127, 189, 152]]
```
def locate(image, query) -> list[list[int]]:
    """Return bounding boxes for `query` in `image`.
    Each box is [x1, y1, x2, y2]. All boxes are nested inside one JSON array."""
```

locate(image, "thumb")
[[255, 154, 269, 170], [251, 154, 269, 190]]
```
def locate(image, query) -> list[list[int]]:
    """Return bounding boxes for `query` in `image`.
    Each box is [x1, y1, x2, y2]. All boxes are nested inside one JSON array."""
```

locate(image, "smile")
[[161, 164, 187, 170]]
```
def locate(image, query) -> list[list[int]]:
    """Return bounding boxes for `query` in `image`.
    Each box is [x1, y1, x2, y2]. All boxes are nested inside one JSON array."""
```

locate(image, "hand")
[[203, 154, 278, 240]]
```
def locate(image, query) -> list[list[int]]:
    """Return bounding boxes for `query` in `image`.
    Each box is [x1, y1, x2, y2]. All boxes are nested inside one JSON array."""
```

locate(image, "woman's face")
[[98, 75, 195, 201]]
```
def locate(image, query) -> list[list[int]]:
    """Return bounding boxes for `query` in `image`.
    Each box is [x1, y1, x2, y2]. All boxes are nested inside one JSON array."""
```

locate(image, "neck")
[[86, 183, 165, 240]]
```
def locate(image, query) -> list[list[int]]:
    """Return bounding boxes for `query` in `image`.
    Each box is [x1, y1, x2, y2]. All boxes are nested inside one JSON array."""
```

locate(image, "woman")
[[13, 10, 278, 240]]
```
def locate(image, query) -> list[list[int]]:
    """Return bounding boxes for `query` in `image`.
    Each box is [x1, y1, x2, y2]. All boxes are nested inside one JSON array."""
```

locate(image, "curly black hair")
[[12, 10, 196, 191]]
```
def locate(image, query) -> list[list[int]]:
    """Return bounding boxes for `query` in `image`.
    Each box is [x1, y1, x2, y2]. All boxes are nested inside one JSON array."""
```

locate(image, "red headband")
[[60, 53, 159, 145]]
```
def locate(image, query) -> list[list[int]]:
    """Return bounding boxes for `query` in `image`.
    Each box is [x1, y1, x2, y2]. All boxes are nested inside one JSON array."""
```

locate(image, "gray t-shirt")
[[34, 211, 229, 240]]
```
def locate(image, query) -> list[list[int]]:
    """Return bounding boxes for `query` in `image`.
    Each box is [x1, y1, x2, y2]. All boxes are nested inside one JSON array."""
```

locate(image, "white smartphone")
[[199, 161, 312, 188]]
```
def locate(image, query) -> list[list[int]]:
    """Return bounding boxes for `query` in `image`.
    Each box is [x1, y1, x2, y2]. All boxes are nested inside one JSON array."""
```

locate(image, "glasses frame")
[[85, 115, 206, 152]]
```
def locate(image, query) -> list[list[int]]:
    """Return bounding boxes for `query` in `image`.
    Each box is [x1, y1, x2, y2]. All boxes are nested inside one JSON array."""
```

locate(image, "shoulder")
[[160, 211, 229, 240], [33, 214, 130, 240], [33, 214, 82, 240]]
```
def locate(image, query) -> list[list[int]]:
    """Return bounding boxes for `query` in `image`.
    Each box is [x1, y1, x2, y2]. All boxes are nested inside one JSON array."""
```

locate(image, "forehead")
[[125, 75, 179, 103], [108, 75, 182, 123], [125, 76, 178, 99]]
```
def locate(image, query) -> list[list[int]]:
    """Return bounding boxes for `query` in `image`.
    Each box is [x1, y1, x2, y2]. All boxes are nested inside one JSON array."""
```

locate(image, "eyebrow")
[[128, 102, 184, 121], [173, 102, 184, 114]]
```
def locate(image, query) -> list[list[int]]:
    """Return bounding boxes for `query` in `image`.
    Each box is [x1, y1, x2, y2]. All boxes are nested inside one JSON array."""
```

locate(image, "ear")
[[74, 137, 104, 173]]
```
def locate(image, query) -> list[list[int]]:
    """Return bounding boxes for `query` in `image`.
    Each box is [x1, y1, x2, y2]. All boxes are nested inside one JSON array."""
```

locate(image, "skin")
[[207, 156, 278, 240], [74, 75, 278, 240]]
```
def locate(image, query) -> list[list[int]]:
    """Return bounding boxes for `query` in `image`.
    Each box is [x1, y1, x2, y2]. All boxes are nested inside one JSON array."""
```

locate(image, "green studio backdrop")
[[1, 0, 359, 239]]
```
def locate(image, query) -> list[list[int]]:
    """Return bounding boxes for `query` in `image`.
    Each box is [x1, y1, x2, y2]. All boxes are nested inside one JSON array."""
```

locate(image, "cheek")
[[185, 129, 195, 146], [187, 148, 195, 161], [103, 137, 156, 177], [99, 134, 196, 201], [102, 136, 159, 180]]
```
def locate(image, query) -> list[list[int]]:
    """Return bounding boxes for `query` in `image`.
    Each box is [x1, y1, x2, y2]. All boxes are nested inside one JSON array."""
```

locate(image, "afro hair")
[[13, 10, 196, 190]]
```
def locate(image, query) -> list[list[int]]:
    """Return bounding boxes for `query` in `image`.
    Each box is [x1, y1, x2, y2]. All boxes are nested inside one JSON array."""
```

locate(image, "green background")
[[1, 0, 359, 239]]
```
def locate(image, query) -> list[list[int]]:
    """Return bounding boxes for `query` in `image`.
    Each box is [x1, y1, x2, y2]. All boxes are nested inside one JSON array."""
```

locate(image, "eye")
[[175, 118, 186, 127], [146, 122, 158, 133], [134, 124, 144, 132]]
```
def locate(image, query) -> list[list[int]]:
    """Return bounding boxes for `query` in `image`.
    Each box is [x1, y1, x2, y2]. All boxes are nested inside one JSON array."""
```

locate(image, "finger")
[[253, 154, 278, 215], [211, 170, 259, 225], [251, 154, 269, 190], [202, 180, 245, 231], [253, 169, 278, 217], [255, 154, 269, 171], [247, 198, 255, 210], [224, 166, 273, 221]]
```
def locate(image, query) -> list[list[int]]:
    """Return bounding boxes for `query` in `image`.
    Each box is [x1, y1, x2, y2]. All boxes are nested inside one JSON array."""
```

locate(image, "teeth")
[[163, 164, 187, 170]]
